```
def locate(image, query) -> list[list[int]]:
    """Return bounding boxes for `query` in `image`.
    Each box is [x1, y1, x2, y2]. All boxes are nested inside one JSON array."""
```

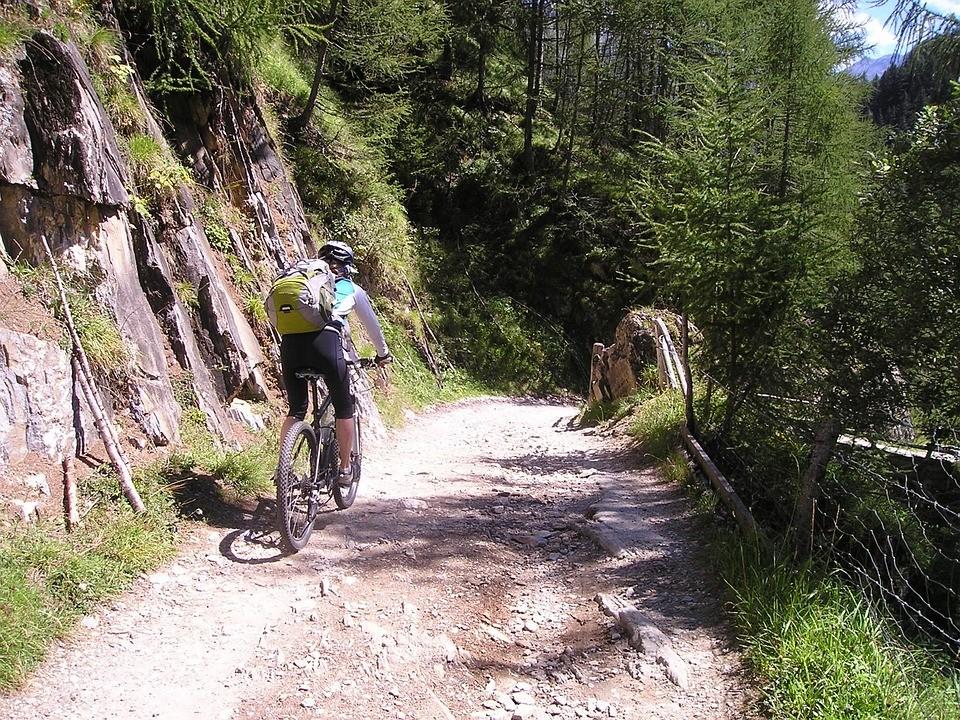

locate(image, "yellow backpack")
[[264, 259, 336, 335]]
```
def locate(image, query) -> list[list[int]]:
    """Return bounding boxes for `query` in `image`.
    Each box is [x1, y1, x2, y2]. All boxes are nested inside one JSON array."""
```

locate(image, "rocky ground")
[[0, 398, 753, 720]]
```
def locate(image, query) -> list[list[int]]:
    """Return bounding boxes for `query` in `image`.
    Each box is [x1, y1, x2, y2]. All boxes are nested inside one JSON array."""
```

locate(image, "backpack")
[[264, 259, 337, 335]]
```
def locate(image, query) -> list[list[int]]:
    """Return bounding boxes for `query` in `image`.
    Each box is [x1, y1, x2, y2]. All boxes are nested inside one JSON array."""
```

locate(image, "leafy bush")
[[434, 295, 570, 392]]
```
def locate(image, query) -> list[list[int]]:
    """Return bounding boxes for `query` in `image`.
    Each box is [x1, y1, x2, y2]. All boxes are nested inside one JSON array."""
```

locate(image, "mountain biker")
[[278, 241, 392, 486]]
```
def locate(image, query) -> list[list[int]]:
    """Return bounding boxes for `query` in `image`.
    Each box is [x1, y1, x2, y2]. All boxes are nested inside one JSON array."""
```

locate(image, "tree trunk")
[[473, 25, 489, 110], [703, 377, 714, 427], [522, 0, 545, 171], [290, 0, 340, 132], [72, 355, 146, 513], [439, 34, 453, 81], [793, 416, 841, 553], [562, 30, 586, 190]]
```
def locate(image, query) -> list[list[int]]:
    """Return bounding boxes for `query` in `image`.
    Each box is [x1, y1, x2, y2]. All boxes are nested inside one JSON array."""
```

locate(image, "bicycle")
[[275, 357, 378, 552]]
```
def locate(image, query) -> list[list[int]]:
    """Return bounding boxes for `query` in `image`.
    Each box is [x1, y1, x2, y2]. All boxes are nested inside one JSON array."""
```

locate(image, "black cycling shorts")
[[280, 327, 354, 420]]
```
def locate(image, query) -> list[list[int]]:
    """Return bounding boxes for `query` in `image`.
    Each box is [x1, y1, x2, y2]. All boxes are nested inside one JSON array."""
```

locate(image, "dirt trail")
[[0, 398, 751, 720]]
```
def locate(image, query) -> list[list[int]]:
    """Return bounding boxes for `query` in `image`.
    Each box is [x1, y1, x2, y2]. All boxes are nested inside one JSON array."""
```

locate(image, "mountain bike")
[[276, 358, 377, 553]]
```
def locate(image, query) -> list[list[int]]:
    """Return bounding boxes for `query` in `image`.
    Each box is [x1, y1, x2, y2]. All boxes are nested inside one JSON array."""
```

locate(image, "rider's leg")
[[336, 417, 354, 471], [280, 415, 298, 448], [279, 336, 309, 455]]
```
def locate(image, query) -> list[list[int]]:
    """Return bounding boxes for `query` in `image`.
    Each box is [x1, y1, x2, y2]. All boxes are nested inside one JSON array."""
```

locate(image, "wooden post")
[[63, 457, 80, 531], [793, 416, 841, 553], [589, 342, 605, 403], [41, 236, 145, 513]]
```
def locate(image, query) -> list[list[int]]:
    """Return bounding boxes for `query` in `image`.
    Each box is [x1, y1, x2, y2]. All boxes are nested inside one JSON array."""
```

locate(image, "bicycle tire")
[[333, 414, 361, 509], [277, 421, 319, 552]]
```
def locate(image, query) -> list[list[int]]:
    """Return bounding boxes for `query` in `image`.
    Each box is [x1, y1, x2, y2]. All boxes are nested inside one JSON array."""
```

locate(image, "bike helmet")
[[319, 241, 357, 274]]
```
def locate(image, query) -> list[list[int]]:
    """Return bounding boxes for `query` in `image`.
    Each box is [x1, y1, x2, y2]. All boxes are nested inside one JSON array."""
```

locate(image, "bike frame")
[[303, 361, 368, 489]]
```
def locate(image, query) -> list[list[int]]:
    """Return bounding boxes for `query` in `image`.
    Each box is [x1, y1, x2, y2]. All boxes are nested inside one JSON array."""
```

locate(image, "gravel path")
[[0, 398, 752, 719]]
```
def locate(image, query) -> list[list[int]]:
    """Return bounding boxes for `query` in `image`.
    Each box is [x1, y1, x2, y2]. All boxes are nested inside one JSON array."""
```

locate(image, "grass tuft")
[[255, 37, 311, 103], [175, 280, 200, 313], [628, 390, 685, 460], [369, 316, 487, 427], [10, 262, 130, 375], [0, 15, 29, 56], [125, 134, 192, 203], [173, 406, 277, 499], [721, 540, 960, 719], [0, 467, 178, 691]]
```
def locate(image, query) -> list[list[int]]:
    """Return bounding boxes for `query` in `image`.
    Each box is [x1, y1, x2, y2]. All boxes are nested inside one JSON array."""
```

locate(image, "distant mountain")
[[845, 54, 895, 80]]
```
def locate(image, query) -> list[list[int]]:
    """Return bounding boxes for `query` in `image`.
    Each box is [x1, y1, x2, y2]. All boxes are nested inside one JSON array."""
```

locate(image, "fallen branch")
[[401, 272, 448, 385], [41, 236, 145, 513]]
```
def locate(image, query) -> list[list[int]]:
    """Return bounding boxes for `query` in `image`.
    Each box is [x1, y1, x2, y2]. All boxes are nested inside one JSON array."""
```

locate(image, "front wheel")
[[333, 414, 361, 509], [277, 421, 319, 552]]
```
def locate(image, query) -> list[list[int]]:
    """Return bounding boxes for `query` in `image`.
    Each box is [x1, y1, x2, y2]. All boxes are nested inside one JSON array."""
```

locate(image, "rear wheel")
[[277, 422, 319, 552], [333, 414, 361, 509]]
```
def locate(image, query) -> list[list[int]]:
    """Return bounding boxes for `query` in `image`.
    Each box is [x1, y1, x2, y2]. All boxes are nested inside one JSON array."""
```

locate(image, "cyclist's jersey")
[[329, 278, 389, 360]]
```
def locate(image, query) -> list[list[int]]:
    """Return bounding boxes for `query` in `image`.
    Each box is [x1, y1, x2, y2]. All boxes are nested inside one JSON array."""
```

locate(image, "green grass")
[[721, 540, 960, 719], [243, 291, 267, 325], [173, 406, 277, 499], [70, 294, 131, 374], [369, 316, 488, 427], [579, 389, 656, 427], [628, 390, 686, 460], [255, 37, 311, 103], [125, 134, 192, 202], [628, 384, 960, 720], [175, 280, 200, 313], [0, 15, 29, 55], [0, 466, 178, 691]]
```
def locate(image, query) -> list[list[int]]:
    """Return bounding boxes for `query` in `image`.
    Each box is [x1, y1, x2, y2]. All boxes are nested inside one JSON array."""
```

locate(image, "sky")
[[855, 0, 960, 56]]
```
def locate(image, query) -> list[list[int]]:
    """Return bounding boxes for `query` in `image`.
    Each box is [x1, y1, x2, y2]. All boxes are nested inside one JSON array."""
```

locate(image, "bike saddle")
[[295, 370, 325, 380]]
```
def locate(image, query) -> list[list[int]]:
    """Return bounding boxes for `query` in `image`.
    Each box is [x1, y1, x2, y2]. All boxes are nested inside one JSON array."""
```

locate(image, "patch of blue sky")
[[854, 0, 899, 56], [853, 0, 960, 55]]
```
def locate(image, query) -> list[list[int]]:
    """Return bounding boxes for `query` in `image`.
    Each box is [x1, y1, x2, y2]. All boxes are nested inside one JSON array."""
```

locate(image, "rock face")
[[0, 32, 180, 447], [0, 328, 74, 464], [0, 26, 386, 471], [19, 33, 128, 209]]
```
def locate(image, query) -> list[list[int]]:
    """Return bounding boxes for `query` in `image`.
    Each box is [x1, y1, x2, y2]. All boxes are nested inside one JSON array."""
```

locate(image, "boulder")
[[228, 399, 266, 432]]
